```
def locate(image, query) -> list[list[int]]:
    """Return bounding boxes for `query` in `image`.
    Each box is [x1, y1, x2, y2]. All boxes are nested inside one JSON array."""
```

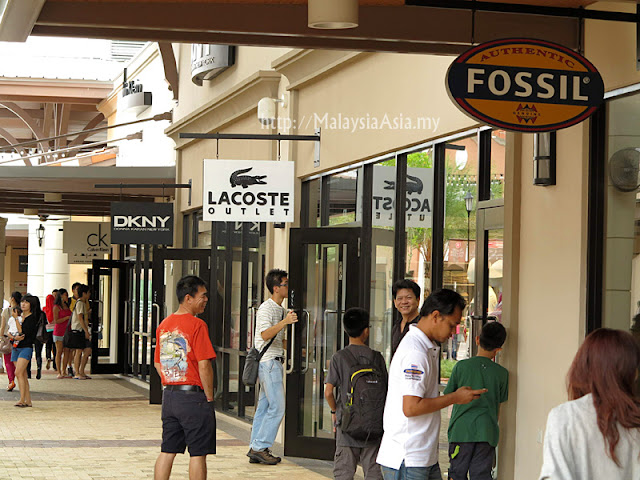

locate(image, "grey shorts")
[[53, 335, 64, 343]]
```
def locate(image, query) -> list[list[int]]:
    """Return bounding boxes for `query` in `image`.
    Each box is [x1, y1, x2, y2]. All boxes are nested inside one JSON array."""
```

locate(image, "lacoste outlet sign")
[[203, 160, 294, 223], [111, 202, 174, 245], [446, 38, 605, 132]]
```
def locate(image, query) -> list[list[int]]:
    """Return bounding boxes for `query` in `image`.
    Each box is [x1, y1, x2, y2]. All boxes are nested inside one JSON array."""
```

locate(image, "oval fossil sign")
[[446, 38, 604, 132]]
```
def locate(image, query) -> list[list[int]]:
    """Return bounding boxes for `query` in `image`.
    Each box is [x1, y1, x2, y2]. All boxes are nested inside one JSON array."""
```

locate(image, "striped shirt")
[[254, 298, 285, 362]]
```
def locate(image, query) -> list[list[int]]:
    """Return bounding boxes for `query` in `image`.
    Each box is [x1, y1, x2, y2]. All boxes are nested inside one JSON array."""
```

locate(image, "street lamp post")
[[464, 191, 474, 262]]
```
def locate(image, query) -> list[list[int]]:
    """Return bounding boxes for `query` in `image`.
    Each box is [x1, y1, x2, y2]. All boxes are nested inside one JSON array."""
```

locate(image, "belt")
[[165, 385, 203, 393], [274, 356, 285, 363]]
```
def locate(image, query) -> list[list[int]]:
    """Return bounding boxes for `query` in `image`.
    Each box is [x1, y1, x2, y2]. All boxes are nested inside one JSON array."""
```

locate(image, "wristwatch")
[[331, 410, 336, 414]]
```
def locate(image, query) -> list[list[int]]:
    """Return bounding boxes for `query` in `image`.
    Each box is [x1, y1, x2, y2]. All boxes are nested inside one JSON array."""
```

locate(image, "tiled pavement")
[[0, 368, 452, 479]]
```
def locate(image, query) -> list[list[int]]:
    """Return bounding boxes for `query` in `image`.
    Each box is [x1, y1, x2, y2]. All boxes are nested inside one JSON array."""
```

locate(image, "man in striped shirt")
[[247, 269, 298, 465]]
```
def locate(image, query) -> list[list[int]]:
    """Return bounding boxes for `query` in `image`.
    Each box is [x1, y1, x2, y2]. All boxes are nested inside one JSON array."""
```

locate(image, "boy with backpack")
[[443, 321, 509, 480], [324, 307, 388, 480]]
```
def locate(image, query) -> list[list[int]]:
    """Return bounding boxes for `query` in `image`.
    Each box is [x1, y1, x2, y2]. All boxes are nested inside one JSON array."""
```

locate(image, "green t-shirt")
[[443, 356, 509, 447]]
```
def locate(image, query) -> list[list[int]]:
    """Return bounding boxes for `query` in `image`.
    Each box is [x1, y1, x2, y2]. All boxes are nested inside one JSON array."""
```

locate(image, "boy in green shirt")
[[443, 321, 508, 480]]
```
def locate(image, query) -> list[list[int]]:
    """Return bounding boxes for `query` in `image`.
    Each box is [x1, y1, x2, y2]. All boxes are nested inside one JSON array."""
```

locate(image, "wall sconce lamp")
[[533, 132, 556, 186], [37, 224, 45, 247], [308, 0, 358, 29]]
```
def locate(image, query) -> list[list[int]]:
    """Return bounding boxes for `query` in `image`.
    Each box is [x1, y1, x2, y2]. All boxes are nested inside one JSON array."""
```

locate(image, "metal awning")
[[0, 166, 176, 216]]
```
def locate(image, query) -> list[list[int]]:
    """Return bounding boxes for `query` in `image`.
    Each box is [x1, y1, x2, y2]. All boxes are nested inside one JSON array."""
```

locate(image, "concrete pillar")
[[27, 219, 45, 301], [43, 219, 70, 297], [0, 217, 6, 306]]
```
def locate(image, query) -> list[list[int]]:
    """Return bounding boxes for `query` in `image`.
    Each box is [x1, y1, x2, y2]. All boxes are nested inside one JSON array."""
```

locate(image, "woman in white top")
[[539, 328, 640, 480]]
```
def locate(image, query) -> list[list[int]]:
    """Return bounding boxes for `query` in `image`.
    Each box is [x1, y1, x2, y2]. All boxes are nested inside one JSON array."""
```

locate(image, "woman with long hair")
[[52, 289, 72, 379], [539, 328, 640, 479], [11, 295, 42, 407]]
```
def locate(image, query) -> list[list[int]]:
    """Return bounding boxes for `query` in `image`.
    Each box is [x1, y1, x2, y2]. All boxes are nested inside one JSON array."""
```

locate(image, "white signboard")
[[203, 160, 295, 222], [372, 165, 433, 228], [63, 222, 111, 264]]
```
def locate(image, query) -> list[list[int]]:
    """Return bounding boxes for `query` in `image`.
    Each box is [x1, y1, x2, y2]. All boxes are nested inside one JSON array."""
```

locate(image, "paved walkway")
[[0, 368, 452, 479]]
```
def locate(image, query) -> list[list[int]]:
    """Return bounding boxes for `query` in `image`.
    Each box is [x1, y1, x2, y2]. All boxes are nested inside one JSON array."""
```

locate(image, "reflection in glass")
[[328, 169, 360, 226]]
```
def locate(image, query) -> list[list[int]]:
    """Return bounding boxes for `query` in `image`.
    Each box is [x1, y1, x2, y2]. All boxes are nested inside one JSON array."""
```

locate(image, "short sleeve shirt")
[[443, 356, 509, 447], [154, 313, 216, 388], [254, 298, 285, 362], [326, 344, 388, 448], [377, 325, 441, 469], [71, 300, 86, 330]]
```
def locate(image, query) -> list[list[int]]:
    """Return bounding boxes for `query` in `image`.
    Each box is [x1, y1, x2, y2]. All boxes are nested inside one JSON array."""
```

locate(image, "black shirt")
[[326, 344, 388, 447], [16, 312, 39, 348], [391, 313, 421, 357]]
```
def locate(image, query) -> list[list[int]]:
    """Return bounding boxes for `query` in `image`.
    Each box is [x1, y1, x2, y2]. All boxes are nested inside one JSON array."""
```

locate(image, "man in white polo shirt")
[[377, 289, 488, 480]]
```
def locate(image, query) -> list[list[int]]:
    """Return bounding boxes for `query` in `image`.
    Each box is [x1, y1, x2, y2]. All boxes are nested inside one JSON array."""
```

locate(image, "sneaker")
[[247, 448, 281, 464], [7, 381, 15, 392], [247, 448, 278, 465], [36, 369, 42, 380], [46, 359, 51, 370]]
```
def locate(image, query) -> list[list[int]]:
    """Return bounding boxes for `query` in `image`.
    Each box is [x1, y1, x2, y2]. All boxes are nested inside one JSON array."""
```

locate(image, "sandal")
[[73, 376, 88, 380], [14, 403, 26, 407]]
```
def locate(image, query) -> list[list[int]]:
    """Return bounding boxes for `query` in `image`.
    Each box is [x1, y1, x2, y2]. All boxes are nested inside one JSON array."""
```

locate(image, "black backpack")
[[340, 348, 387, 441]]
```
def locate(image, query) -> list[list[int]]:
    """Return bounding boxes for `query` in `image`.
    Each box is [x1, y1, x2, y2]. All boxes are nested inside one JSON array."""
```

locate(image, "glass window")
[[491, 130, 506, 200], [405, 148, 435, 303], [327, 168, 361, 226], [307, 178, 321, 227], [369, 160, 396, 362], [603, 93, 640, 333], [443, 136, 478, 364]]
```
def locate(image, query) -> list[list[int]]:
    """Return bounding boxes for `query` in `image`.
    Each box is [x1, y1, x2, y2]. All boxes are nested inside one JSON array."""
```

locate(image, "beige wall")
[[290, 52, 477, 177], [174, 45, 290, 125], [511, 124, 589, 479], [4, 246, 27, 299]]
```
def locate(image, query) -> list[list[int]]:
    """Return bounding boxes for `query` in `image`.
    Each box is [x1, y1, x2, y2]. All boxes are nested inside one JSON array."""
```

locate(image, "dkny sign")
[[203, 160, 294, 223], [111, 202, 174, 245]]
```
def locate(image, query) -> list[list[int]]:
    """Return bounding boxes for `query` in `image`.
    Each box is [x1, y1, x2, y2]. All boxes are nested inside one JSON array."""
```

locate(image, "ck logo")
[[230, 167, 267, 188], [87, 223, 109, 247]]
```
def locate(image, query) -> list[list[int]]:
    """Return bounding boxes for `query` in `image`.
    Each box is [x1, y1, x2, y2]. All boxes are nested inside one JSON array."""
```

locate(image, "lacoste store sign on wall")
[[111, 202, 174, 245], [203, 160, 294, 222], [446, 38, 605, 132]]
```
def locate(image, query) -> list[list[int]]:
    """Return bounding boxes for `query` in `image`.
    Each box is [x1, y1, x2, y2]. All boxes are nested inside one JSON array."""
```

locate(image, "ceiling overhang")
[[22, 0, 630, 54], [0, 166, 176, 216]]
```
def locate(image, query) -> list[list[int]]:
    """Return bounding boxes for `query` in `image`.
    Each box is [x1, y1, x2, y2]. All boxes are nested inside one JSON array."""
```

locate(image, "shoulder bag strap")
[[255, 304, 283, 360]]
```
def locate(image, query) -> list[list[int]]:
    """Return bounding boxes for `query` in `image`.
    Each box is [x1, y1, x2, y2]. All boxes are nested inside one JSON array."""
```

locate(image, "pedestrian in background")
[[444, 322, 508, 480], [391, 279, 421, 357], [0, 291, 21, 391], [12, 294, 42, 407], [154, 275, 216, 480], [377, 289, 487, 480], [52, 288, 72, 379], [325, 307, 387, 480], [247, 269, 297, 465], [539, 328, 640, 480]]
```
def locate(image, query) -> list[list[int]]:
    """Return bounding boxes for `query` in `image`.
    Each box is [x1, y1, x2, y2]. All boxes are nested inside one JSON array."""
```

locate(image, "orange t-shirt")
[[154, 313, 216, 388]]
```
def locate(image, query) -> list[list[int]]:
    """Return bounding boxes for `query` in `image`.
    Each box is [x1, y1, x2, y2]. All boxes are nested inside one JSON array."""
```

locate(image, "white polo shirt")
[[377, 325, 441, 469]]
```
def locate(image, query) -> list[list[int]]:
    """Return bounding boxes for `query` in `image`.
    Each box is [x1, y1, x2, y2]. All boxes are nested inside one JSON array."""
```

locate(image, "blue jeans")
[[381, 462, 443, 480], [249, 359, 285, 451]]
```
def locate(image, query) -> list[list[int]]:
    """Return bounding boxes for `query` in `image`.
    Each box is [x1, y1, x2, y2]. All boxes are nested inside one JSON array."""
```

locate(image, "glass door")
[[471, 199, 504, 356], [89, 260, 132, 375], [150, 248, 211, 404], [284, 227, 360, 460]]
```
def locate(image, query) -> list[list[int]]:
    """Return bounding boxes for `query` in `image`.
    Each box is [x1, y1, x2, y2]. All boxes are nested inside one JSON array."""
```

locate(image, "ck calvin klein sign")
[[63, 221, 111, 264], [111, 202, 174, 245], [203, 160, 294, 223]]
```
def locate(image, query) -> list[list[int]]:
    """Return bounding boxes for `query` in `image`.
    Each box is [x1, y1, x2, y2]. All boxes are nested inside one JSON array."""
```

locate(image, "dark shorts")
[[161, 389, 216, 457]]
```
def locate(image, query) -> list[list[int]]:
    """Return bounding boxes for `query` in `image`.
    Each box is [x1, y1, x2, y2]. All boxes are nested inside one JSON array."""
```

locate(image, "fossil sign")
[[203, 160, 295, 223]]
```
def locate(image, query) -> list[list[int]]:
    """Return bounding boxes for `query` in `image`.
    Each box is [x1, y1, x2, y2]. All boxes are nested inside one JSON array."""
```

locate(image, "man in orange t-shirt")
[[153, 275, 216, 480]]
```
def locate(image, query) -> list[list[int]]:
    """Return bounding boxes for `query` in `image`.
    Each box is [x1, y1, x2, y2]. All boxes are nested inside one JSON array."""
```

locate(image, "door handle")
[[285, 322, 296, 374], [301, 310, 311, 374], [152, 303, 160, 327]]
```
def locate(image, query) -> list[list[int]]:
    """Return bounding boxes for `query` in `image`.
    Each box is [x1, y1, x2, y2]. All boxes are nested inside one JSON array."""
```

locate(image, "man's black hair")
[[392, 279, 421, 300], [420, 288, 466, 318], [77, 284, 90, 297], [52, 289, 59, 295], [176, 276, 208, 304], [265, 269, 287, 294], [343, 307, 370, 338], [71, 282, 81, 292], [479, 321, 507, 351], [10, 291, 22, 304]]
